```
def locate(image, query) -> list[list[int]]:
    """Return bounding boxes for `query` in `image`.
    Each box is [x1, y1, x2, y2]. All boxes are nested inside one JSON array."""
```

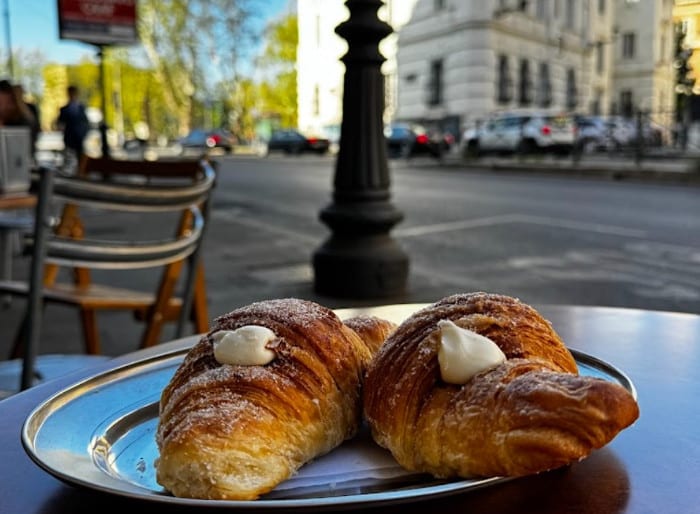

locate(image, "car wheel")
[[518, 139, 537, 155], [464, 140, 480, 159]]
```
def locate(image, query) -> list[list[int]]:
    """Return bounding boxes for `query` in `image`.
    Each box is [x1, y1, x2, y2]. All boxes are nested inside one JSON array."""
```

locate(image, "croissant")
[[342, 314, 397, 353], [363, 292, 640, 478], [155, 298, 380, 500]]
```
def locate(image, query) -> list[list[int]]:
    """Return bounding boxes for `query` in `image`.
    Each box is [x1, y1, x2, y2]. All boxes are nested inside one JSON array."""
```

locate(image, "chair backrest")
[[14, 159, 216, 389], [45, 157, 216, 270]]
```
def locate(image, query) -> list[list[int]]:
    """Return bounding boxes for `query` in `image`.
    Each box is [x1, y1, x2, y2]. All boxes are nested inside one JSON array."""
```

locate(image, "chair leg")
[[9, 310, 29, 359], [139, 262, 184, 349], [139, 310, 166, 349], [1, 229, 12, 308], [80, 308, 101, 354], [191, 264, 209, 334]]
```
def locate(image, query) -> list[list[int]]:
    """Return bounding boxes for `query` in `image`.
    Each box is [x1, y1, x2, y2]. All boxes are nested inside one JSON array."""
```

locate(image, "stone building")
[[297, 0, 676, 140], [296, 0, 418, 141]]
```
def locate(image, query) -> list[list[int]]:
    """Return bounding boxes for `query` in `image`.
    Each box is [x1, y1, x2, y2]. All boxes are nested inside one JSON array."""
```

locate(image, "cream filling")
[[437, 319, 506, 384], [212, 325, 277, 365]]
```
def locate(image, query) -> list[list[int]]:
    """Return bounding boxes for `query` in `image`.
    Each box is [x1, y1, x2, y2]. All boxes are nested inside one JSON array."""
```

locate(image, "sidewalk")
[[440, 148, 700, 184]]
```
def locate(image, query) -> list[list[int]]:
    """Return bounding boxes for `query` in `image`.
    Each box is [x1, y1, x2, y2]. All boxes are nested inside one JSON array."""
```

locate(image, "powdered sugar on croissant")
[[363, 292, 640, 478], [155, 298, 381, 500]]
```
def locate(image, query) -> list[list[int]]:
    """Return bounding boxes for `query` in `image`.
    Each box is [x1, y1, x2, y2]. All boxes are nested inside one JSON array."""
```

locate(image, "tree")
[[255, 13, 298, 129], [674, 22, 695, 123], [136, 0, 261, 135]]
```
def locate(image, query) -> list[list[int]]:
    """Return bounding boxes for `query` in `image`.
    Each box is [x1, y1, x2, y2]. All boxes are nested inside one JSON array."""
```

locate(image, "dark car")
[[179, 128, 235, 153], [264, 129, 330, 155], [384, 123, 451, 159]]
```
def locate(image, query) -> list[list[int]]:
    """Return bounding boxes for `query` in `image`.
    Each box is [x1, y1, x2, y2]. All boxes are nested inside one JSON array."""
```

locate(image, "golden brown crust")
[[363, 292, 640, 478], [343, 315, 397, 354], [155, 298, 374, 500]]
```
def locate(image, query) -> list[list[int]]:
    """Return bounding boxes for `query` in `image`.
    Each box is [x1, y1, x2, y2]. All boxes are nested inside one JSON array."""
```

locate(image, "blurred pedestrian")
[[57, 85, 89, 166], [12, 83, 40, 153], [0, 79, 39, 159], [0, 79, 37, 128]]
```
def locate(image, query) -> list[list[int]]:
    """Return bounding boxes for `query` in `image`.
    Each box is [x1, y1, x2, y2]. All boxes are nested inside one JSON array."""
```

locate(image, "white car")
[[575, 116, 664, 152], [463, 113, 576, 157]]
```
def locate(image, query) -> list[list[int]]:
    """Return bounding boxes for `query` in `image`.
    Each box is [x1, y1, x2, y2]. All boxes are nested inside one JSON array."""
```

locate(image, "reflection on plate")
[[21, 327, 637, 510]]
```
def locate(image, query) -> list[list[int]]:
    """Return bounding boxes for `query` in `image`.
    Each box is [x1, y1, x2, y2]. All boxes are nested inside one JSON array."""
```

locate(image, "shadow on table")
[[37, 448, 629, 513]]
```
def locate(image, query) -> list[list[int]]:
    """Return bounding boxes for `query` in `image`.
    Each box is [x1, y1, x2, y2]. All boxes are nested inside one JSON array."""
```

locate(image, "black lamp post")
[[312, 0, 409, 298], [96, 45, 111, 159]]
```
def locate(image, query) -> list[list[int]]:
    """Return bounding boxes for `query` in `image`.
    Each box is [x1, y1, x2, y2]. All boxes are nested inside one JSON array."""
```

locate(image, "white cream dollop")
[[212, 325, 277, 365], [437, 319, 506, 384]]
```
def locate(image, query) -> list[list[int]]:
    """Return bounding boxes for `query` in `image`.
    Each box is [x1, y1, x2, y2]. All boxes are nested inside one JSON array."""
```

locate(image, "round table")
[[0, 303, 698, 513]]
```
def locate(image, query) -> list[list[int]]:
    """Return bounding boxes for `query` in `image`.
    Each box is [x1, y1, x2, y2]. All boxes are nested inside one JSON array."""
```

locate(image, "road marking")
[[394, 214, 520, 237], [395, 213, 648, 239], [211, 210, 318, 244]]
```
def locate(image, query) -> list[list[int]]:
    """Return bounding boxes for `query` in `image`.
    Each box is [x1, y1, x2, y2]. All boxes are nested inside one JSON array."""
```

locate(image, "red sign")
[[57, 0, 138, 46]]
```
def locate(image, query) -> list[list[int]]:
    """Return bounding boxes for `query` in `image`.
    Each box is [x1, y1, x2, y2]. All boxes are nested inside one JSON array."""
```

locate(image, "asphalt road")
[[2, 152, 699, 359], [211, 152, 700, 314]]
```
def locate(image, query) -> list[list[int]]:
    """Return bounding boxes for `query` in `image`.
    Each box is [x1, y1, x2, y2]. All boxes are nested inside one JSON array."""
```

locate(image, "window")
[[313, 85, 320, 116], [596, 42, 604, 73], [537, 62, 552, 108], [536, 0, 546, 18], [427, 59, 444, 106], [434, 0, 446, 11], [660, 35, 666, 62], [496, 55, 512, 104], [620, 90, 633, 117], [566, 68, 577, 110], [315, 15, 321, 47], [565, 0, 575, 28], [590, 90, 602, 115], [622, 32, 635, 59], [519, 59, 533, 106], [598, 0, 605, 15]]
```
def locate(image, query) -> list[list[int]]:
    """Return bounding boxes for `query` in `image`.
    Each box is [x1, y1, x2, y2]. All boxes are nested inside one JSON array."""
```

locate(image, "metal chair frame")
[[0, 157, 216, 390]]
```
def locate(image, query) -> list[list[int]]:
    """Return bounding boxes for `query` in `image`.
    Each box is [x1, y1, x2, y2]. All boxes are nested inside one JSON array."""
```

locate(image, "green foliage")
[[674, 22, 695, 121], [255, 13, 298, 130], [8, 2, 299, 143], [0, 48, 47, 100], [137, 0, 260, 135]]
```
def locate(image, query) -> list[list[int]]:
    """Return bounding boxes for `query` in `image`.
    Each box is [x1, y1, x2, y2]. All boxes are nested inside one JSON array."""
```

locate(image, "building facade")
[[296, 0, 418, 141], [297, 0, 676, 140]]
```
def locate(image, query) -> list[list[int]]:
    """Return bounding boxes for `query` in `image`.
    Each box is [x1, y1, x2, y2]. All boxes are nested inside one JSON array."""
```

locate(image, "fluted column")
[[312, 0, 409, 298]]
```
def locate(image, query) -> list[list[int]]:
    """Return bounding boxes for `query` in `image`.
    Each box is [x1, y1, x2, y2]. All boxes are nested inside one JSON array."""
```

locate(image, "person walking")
[[12, 83, 40, 153], [0, 80, 37, 130], [0, 79, 39, 163], [57, 85, 89, 168]]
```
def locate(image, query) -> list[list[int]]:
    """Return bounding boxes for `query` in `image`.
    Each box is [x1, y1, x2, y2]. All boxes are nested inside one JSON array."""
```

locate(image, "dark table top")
[[1, 303, 698, 514], [0, 190, 35, 210]]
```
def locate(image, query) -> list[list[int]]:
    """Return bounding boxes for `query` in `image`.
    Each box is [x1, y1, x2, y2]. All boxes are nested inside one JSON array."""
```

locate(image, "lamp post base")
[[313, 234, 409, 298]]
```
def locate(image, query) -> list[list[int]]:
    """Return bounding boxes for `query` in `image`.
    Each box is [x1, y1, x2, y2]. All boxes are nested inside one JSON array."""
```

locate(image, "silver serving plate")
[[21, 313, 637, 510]]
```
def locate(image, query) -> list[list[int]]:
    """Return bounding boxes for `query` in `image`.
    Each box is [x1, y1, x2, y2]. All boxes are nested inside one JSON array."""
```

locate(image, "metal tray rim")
[[21, 343, 637, 510]]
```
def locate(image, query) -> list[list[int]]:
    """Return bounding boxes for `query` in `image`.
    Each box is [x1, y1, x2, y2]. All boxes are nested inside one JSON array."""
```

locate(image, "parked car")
[[384, 123, 451, 159], [179, 128, 235, 153], [463, 112, 576, 156], [575, 115, 664, 152], [264, 129, 330, 155]]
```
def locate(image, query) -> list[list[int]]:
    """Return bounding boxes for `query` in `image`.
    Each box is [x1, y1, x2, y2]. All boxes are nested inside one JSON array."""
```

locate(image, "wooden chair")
[[0, 157, 217, 368]]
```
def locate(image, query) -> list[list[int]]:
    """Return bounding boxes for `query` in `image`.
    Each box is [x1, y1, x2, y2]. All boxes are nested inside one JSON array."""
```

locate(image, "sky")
[[3, 0, 292, 65]]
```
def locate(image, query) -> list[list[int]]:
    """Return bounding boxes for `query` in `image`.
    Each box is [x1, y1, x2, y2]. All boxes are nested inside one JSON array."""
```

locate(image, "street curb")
[[438, 156, 700, 185]]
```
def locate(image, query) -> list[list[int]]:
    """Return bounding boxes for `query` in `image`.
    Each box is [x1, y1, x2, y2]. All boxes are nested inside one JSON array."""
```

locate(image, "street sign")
[[57, 0, 138, 46]]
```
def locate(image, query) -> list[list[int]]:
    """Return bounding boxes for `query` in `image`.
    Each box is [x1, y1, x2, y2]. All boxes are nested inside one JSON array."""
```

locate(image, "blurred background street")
[[3, 0, 700, 362], [3, 152, 699, 358]]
